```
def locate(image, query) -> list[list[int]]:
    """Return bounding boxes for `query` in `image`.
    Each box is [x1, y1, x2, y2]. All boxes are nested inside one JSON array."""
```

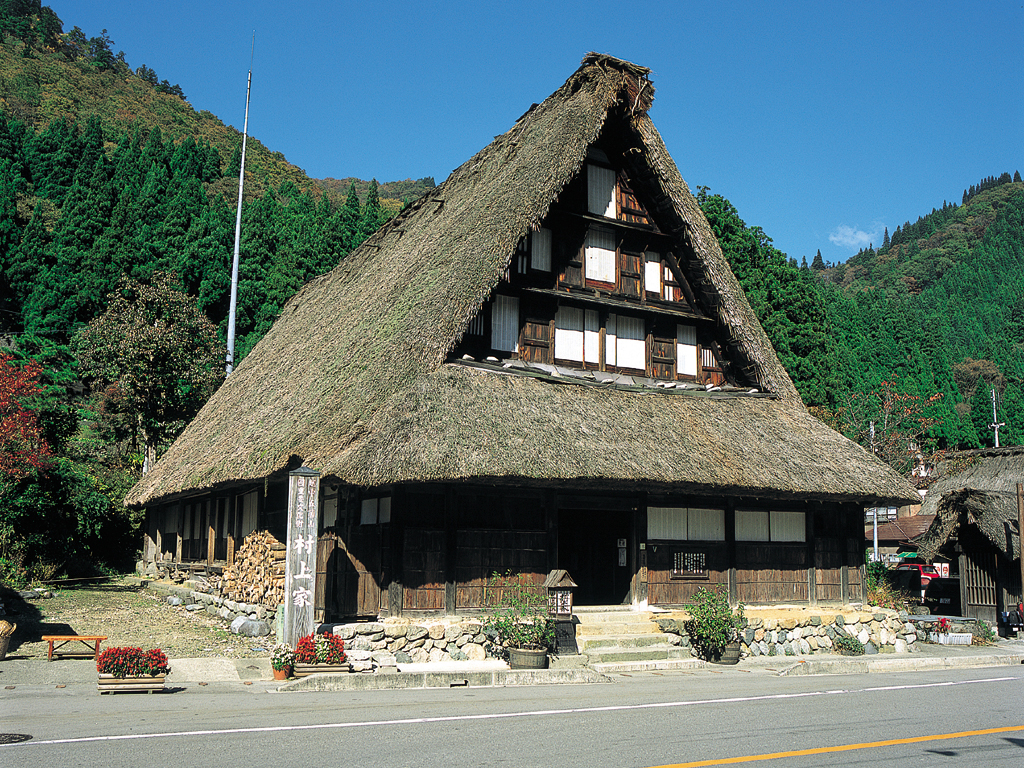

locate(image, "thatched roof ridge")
[[127, 54, 914, 507], [917, 447, 1024, 560]]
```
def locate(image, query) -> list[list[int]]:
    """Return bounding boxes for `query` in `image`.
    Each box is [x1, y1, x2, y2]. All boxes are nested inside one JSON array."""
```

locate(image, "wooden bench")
[[41, 635, 107, 662]]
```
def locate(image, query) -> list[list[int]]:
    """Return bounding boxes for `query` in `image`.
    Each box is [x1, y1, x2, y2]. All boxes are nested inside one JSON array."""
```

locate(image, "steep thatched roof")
[[128, 54, 916, 508], [917, 447, 1024, 560]]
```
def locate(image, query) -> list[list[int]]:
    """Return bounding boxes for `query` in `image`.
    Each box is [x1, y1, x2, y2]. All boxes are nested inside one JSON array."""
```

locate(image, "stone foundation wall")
[[656, 610, 926, 657]]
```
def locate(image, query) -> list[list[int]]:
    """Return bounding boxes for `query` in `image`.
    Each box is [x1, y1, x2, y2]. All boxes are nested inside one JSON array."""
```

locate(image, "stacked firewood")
[[218, 530, 286, 608]]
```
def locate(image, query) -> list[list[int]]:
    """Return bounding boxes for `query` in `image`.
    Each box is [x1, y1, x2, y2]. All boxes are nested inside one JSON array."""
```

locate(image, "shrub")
[[294, 632, 346, 664], [96, 647, 170, 677], [482, 570, 555, 652], [682, 586, 745, 661], [834, 634, 865, 656]]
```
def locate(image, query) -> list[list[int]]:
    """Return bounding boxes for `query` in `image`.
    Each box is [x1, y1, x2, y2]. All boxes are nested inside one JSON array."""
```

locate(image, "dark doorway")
[[557, 508, 632, 605]]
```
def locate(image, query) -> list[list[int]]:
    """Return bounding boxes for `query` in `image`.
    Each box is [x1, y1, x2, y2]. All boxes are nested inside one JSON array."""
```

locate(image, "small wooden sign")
[[283, 467, 320, 647]]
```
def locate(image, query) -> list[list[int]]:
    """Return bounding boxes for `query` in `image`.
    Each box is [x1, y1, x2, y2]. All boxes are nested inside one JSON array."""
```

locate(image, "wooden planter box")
[[292, 663, 350, 678], [929, 632, 972, 646], [97, 674, 166, 694]]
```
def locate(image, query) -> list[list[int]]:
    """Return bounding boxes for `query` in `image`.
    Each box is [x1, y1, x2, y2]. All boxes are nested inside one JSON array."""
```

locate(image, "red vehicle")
[[895, 563, 941, 587]]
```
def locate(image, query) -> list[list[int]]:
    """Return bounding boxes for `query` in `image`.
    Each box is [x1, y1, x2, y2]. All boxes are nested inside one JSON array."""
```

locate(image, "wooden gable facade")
[[133, 55, 917, 620]]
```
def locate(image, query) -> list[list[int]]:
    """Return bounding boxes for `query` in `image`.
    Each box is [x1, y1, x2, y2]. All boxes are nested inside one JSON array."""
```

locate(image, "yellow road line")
[[652, 724, 1024, 768]]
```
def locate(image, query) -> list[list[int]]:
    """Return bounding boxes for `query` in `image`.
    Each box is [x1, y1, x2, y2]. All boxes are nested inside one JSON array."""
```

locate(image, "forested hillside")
[[700, 173, 1024, 474], [0, 2, 411, 583]]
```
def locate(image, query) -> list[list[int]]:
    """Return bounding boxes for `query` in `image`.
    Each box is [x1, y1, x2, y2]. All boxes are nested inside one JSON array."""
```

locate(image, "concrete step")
[[591, 657, 705, 674], [578, 633, 675, 653], [584, 643, 692, 665], [573, 610, 656, 624], [575, 621, 663, 636]]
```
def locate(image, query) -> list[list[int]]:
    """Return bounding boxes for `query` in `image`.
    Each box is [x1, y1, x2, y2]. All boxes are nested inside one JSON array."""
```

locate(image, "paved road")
[[2, 664, 1023, 767]]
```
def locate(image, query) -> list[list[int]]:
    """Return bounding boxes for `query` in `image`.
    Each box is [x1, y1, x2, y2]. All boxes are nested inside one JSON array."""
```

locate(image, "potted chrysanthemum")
[[270, 643, 295, 680]]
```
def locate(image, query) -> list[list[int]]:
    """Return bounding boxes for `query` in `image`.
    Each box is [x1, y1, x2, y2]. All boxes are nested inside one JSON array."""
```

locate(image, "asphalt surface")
[[1, 636, 1022, 692]]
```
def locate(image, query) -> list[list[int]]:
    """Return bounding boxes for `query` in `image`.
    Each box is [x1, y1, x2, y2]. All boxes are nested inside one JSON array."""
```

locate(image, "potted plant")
[[292, 632, 348, 677], [97, 647, 170, 693], [482, 570, 556, 669], [682, 587, 745, 664], [270, 643, 295, 680], [929, 616, 972, 645]]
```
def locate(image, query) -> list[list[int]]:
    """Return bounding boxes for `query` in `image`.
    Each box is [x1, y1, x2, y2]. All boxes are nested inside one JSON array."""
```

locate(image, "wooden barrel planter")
[[97, 674, 166, 694], [292, 663, 350, 678], [508, 648, 548, 670], [709, 641, 741, 665]]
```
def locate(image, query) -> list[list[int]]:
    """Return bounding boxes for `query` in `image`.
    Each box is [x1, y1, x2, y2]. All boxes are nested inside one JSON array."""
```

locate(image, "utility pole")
[[990, 388, 1005, 448], [226, 33, 254, 376]]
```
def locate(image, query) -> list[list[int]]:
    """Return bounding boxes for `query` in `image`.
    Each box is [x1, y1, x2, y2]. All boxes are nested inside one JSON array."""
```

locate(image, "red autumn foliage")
[[0, 353, 52, 482]]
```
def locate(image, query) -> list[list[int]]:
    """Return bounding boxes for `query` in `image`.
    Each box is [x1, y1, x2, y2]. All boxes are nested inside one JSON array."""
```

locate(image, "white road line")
[[6, 675, 1020, 748]]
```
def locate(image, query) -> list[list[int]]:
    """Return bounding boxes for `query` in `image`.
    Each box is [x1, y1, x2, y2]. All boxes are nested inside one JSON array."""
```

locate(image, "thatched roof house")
[[131, 54, 916, 617], [917, 447, 1023, 624]]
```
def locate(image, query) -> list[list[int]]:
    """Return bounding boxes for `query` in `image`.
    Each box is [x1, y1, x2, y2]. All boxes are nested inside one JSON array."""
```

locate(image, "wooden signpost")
[[283, 467, 320, 648]]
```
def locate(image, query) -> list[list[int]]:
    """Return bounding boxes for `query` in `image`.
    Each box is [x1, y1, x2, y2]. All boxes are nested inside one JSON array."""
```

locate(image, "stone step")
[[584, 644, 692, 665], [573, 610, 656, 624], [591, 657, 705, 674], [578, 633, 675, 653], [575, 621, 663, 636]]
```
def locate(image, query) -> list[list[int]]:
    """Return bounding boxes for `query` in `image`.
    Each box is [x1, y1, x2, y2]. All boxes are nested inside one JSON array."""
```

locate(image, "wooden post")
[[1017, 483, 1023, 605], [806, 506, 817, 607], [726, 503, 737, 606], [444, 487, 457, 616], [283, 467, 320, 648], [206, 503, 215, 566]]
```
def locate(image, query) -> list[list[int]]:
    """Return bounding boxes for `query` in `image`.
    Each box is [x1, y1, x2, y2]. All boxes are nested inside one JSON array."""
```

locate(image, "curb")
[[276, 668, 610, 692]]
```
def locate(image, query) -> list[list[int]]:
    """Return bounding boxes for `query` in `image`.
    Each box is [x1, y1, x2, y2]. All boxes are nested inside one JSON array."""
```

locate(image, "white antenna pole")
[[990, 387, 1005, 448], [226, 33, 254, 376]]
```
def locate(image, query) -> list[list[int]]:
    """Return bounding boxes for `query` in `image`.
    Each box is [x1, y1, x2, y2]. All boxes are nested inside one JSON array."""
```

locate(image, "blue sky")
[[47, 1, 1022, 265]]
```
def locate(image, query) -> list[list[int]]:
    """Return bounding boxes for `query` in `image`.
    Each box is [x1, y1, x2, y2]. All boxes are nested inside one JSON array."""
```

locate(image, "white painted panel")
[[322, 495, 338, 529], [361, 498, 377, 525], [735, 509, 770, 542], [490, 294, 519, 352], [531, 228, 552, 271], [584, 309, 600, 365], [587, 164, 616, 217], [647, 507, 687, 540], [585, 228, 616, 284], [770, 510, 805, 542], [688, 508, 725, 541], [555, 306, 584, 362], [677, 324, 698, 377], [605, 314, 617, 367], [645, 251, 662, 293], [617, 315, 645, 370], [242, 491, 258, 535]]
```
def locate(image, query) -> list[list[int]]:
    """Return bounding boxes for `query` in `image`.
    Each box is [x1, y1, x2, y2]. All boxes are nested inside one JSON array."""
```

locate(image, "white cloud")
[[829, 222, 884, 251]]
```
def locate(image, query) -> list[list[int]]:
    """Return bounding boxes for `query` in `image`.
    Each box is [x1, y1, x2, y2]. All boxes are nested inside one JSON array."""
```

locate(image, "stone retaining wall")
[[656, 610, 925, 657]]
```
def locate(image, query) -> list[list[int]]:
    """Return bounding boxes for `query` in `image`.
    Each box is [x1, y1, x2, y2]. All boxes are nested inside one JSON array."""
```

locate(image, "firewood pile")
[[217, 530, 286, 608]]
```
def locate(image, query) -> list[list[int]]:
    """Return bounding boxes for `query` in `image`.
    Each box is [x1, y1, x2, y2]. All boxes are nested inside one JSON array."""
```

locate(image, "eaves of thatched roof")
[[917, 447, 1024, 560], [127, 54, 917, 508]]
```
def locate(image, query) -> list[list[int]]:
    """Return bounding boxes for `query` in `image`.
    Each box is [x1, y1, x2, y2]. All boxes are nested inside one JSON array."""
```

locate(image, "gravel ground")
[[1, 579, 273, 660]]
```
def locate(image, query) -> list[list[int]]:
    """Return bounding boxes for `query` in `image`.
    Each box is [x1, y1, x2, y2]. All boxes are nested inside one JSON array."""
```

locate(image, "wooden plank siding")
[[646, 542, 728, 605], [735, 543, 808, 603], [455, 529, 548, 607]]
